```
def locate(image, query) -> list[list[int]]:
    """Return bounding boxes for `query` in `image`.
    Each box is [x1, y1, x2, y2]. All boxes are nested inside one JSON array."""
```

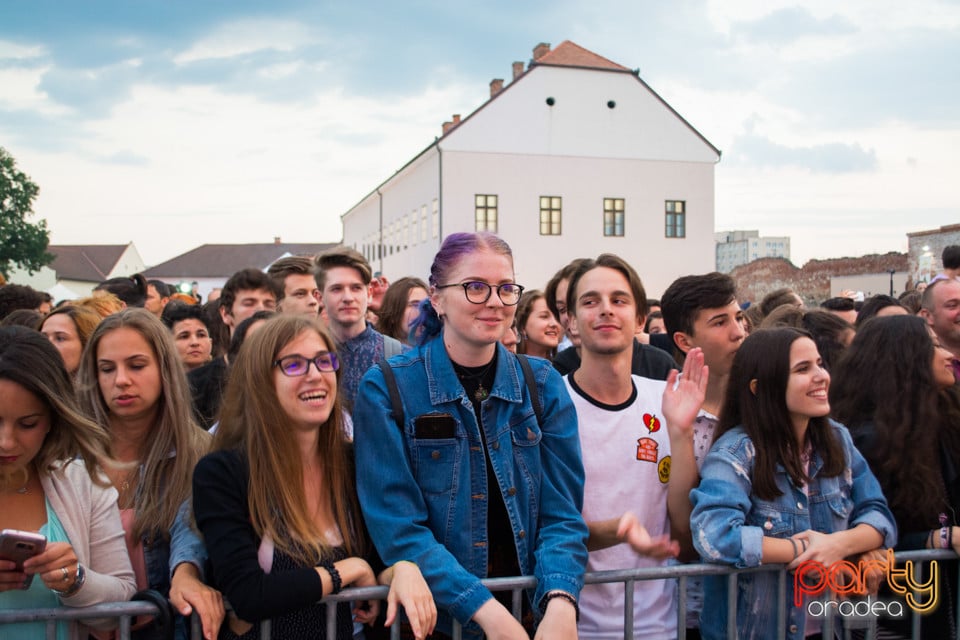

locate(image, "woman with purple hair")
[[353, 232, 587, 639]]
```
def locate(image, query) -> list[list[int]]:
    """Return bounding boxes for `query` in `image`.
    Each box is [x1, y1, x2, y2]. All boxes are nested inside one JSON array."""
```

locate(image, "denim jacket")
[[140, 478, 207, 640], [353, 335, 588, 638], [690, 420, 896, 640]]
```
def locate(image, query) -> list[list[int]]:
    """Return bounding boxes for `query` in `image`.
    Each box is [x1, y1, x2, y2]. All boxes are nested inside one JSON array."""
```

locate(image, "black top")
[[187, 355, 228, 429], [193, 447, 381, 638], [552, 338, 676, 380]]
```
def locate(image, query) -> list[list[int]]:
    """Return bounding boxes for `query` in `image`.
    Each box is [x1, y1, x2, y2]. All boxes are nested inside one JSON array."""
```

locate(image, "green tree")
[[0, 146, 52, 278]]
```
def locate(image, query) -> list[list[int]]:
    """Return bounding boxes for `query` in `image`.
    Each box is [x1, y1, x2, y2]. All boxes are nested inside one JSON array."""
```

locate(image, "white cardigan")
[[39, 459, 137, 638]]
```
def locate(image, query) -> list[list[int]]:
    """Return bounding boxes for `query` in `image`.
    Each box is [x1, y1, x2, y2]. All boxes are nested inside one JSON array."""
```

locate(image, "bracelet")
[[540, 591, 579, 621], [788, 538, 799, 560], [928, 529, 936, 550], [941, 527, 950, 550], [319, 560, 342, 595], [800, 539, 808, 553], [52, 564, 85, 598]]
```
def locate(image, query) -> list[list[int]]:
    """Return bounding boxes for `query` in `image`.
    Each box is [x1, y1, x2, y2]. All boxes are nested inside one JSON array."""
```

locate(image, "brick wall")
[[731, 252, 908, 305]]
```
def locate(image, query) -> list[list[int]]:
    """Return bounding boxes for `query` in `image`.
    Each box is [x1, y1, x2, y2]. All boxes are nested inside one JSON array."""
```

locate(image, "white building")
[[341, 41, 721, 298], [715, 230, 791, 273], [7, 243, 146, 301]]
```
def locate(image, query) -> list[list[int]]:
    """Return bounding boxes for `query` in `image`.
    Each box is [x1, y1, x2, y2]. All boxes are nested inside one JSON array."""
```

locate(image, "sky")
[[1, 0, 958, 268]]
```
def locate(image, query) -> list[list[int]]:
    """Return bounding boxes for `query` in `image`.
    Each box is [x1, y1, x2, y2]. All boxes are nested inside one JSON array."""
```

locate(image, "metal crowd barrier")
[[3, 549, 957, 640]]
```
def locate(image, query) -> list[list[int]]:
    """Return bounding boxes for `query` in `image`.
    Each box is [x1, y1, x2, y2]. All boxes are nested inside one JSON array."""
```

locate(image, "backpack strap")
[[381, 354, 542, 430], [516, 354, 543, 428], [379, 358, 405, 429]]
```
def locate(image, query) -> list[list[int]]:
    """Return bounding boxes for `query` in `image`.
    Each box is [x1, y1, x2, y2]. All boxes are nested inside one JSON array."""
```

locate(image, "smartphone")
[[414, 413, 457, 439], [0, 529, 47, 589]]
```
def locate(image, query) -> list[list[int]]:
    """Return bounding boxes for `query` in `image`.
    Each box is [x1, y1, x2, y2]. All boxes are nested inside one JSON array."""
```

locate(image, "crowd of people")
[[1, 237, 959, 640]]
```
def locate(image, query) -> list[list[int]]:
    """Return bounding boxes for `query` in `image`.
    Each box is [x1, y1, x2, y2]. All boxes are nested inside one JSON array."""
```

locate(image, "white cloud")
[[0, 66, 70, 115], [173, 19, 323, 64], [0, 39, 45, 60], [29, 78, 477, 265]]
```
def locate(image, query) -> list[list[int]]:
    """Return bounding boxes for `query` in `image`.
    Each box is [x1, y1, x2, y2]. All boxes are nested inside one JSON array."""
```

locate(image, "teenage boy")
[[660, 271, 745, 634], [315, 247, 403, 410], [565, 253, 706, 639], [268, 256, 320, 317]]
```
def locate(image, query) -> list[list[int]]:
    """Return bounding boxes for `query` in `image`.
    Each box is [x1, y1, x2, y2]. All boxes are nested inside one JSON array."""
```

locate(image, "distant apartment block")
[[715, 230, 790, 273], [341, 40, 721, 297]]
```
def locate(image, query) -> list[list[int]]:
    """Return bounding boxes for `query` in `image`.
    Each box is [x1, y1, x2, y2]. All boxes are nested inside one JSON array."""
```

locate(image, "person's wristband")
[[788, 538, 799, 560], [540, 591, 579, 621], [941, 527, 950, 550], [52, 564, 85, 598], [319, 560, 342, 595]]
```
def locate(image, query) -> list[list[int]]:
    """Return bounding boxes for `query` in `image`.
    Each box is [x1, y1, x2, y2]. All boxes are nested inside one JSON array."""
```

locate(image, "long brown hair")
[[717, 328, 845, 500], [213, 315, 363, 564], [0, 326, 113, 486], [77, 308, 210, 540], [830, 315, 955, 528]]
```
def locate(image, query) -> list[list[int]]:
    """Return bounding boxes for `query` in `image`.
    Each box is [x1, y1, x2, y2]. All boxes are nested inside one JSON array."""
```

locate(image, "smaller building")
[[715, 230, 790, 273], [8, 242, 146, 300], [907, 223, 960, 285], [143, 239, 340, 299]]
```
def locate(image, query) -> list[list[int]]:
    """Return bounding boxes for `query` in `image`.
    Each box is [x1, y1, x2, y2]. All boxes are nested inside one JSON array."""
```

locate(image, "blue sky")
[[1, 0, 958, 268]]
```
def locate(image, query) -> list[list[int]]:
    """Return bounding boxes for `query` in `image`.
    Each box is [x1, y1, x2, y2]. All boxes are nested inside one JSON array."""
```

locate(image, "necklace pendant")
[[474, 385, 489, 402]]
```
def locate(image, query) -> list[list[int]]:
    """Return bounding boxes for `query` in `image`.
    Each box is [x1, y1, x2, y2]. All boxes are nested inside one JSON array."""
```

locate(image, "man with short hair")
[[820, 296, 858, 325], [145, 279, 171, 317], [315, 247, 403, 410], [218, 268, 280, 338], [564, 254, 705, 639], [660, 271, 745, 635], [189, 268, 281, 428], [267, 256, 320, 317], [921, 278, 960, 367]]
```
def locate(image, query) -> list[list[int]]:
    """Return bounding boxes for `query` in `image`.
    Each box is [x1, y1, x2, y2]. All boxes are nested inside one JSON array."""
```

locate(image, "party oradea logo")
[[794, 549, 938, 618]]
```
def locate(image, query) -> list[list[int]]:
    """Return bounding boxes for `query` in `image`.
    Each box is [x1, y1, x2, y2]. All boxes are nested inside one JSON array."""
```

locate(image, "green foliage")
[[0, 147, 52, 277]]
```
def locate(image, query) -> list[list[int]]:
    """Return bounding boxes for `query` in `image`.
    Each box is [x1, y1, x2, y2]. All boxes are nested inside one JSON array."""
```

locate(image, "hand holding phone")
[[0, 529, 47, 590]]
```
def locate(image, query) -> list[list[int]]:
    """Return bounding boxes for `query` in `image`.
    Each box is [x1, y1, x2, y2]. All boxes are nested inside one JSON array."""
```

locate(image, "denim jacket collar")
[[424, 333, 524, 406]]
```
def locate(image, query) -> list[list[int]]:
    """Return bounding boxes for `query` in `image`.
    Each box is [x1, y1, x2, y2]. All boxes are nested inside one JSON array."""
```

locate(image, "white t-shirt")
[[565, 374, 676, 640]]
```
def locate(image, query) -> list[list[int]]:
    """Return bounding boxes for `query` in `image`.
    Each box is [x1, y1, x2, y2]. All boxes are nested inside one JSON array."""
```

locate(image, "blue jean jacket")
[[690, 421, 896, 640], [353, 335, 588, 638], [144, 497, 207, 640]]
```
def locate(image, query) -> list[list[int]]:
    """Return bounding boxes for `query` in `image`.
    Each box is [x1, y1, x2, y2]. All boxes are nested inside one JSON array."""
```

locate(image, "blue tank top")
[[0, 499, 70, 640]]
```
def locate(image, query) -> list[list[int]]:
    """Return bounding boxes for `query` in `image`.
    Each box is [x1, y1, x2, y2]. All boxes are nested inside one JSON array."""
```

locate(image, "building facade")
[[907, 223, 960, 285], [715, 230, 791, 273], [341, 41, 721, 298]]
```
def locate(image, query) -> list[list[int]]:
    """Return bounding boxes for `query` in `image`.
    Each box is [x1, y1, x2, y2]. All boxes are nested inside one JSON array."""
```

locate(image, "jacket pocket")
[[412, 437, 461, 496]]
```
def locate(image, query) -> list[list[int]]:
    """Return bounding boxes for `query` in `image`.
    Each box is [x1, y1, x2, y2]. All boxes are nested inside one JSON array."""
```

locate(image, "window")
[[432, 199, 439, 238], [403, 214, 410, 250], [539, 196, 562, 235], [665, 200, 686, 238], [603, 198, 625, 237], [420, 205, 428, 242], [475, 194, 498, 232]]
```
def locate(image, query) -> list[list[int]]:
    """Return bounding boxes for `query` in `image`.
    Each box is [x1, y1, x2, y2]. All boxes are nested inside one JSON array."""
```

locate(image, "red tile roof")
[[535, 40, 630, 71]]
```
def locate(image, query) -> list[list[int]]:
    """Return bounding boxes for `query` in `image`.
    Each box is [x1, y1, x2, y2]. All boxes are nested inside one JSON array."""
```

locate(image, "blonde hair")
[[74, 293, 125, 318], [76, 308, 210, 540], [214, 315, 362, 564]]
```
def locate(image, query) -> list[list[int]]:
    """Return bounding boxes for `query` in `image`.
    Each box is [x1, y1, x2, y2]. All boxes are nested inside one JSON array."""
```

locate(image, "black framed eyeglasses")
[[435, 281, 525, 306], [273, 352, 340, 377]]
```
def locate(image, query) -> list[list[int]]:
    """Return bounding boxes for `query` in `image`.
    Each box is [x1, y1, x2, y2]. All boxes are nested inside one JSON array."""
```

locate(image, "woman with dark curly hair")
[[831, 315, 960, 637]]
